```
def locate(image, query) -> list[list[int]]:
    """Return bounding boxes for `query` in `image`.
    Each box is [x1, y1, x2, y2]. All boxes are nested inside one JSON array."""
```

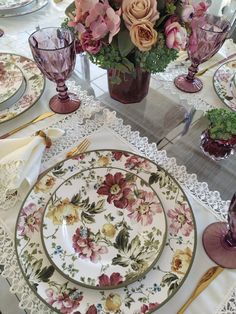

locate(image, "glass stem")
[[186, 63, 199, 81], [56, 81, 69, 101], [225, 193, 236, 247]]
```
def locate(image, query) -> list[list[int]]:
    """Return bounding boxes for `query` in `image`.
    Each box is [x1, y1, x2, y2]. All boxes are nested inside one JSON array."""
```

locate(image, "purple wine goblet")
[[29, 27, 80, 114], [174, 14, 230, 93], [202, 193, 236, 268]]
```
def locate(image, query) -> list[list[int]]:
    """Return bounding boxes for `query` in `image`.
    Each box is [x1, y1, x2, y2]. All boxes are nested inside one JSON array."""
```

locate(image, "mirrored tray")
[[213, 59, 236, 112], [16, 150, 196, 314]]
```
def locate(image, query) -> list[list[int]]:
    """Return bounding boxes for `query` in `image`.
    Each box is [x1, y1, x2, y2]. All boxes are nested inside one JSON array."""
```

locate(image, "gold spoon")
[[177, 266, 224, 314]]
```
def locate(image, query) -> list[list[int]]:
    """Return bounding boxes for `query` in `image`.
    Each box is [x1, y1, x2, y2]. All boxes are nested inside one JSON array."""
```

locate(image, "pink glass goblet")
[[174, 14, 230, 93], [29, 27, 80, 114], [202, 193, 236, 268]]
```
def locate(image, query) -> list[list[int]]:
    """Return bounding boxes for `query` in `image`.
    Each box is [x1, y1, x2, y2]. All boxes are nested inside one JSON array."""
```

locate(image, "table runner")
[[0, 84, 236, 313]]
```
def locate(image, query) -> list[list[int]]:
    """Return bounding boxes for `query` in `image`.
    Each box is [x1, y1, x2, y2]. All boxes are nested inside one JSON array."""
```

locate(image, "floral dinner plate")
[[15, 150, 196, 314], [0, 53, 45, 124], [42, 167, 167, 289], [0, 0, 33, 10], [213, 60, 236, 112], [0, 60, 24, 105]]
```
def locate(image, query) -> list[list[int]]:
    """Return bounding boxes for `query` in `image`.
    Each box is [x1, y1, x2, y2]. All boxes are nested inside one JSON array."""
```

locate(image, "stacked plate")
[[0, 53, 45, 123], [15, 149, 197, 313], [0, 0, 48, 17], [213, 60, 236, 112]]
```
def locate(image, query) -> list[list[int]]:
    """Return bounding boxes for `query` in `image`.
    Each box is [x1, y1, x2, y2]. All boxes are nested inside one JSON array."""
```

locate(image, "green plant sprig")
[[207, 108, 236, 140]]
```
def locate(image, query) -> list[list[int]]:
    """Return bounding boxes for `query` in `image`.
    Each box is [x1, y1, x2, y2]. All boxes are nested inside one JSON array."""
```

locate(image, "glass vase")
[[107, 68, 150, 104], [200, 130, 236, 161]]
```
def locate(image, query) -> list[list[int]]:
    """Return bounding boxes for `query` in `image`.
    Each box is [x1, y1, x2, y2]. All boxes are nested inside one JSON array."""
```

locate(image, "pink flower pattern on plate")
[[167, 204, 194, 236], [97, 172, 132, 209], [46, 288, 83, 314], [124, 155, 151, 171], [98, 272, 123, 287], [18, 203, 44, 237], [72, 227, 108, 262], [127, 190, 163, 226]]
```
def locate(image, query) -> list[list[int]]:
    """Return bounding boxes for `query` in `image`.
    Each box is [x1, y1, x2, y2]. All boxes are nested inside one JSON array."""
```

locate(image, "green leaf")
[[71, 193, 81, 205], [118, 29, 135, 57], [114, 228, 129, 251], [38, 265, 55, 282], [149, 172, 159, 185], [112, 254, 130, 267], [81, 212, 95, 224]]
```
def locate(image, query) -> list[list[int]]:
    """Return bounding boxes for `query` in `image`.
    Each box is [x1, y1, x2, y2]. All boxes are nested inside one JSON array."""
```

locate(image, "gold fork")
[[177, 266, 224, 314], [66, 138, 90, 158]]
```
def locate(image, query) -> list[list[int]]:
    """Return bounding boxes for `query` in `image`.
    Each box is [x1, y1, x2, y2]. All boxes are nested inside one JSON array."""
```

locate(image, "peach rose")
[[122, 0, 159, 29], [130, 20, 157, 51], [171, 247, 192, 275]]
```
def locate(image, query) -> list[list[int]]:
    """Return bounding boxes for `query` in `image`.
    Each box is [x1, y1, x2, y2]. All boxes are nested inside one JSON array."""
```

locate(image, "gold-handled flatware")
[[66, 138, 90, 158], [0, 111, 55, 139], [196, 52, 236, 77], [177, 266, 224, 314]]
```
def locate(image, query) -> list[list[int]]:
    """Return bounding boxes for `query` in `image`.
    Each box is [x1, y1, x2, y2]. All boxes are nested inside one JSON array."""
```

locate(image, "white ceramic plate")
[[16, 150, 196, 314], [0, 0, 34, 10], [213, 60, 236, 112], [42, 166, 167, 289], [0, 53, 45, 124]]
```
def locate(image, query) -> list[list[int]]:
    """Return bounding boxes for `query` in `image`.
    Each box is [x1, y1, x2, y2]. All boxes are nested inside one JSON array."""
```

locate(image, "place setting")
[[0, 0, 48, 17], [15, 148, 197, 313]]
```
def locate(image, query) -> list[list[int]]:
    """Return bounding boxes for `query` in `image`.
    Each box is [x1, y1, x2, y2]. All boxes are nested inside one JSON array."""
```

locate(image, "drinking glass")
[[174, 14, 230, 93], [203, 193, 236, 268], [29, 27, 80, 114]]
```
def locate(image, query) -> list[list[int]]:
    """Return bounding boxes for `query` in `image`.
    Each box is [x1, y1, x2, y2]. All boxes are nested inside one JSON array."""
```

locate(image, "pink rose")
[[181, 4, 194, 22], [165, 18, 187, 50], [193, 1, 209, 17], [80, 31, 102, 54]]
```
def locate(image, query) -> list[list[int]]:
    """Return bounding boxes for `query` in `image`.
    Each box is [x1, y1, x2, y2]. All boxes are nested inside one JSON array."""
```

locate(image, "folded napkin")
[[0, 128, 64, 209]]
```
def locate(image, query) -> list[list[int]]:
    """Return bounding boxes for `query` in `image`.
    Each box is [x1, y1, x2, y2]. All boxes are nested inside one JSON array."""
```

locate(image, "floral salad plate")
[[213, 60, 236, 112], [0, 53, 45, 123], [42, 167, 167, 289], [0, 60, 24, 105], [15, 150, 196, 314], [0, 0, 33, 10]]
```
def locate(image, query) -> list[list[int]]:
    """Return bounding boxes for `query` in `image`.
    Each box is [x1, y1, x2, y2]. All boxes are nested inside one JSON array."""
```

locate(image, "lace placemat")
[[216, 285, 236, 314], [0, 86, 232, 313]]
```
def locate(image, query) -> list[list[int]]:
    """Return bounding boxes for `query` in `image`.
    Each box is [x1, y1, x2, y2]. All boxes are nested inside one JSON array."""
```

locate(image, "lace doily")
[[0, 90, 232, 313], [216, 285, 236, 314]]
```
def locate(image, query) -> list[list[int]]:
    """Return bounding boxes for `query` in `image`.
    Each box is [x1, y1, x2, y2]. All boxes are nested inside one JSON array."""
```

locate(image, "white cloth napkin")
[[0, 128, 64, 208]]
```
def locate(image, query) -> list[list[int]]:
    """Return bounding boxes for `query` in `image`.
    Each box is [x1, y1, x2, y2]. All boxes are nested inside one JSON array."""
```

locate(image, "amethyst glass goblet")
[[203, 193, 236, 268], [174, 14, 230, 93], [29, 27, 80, 114]]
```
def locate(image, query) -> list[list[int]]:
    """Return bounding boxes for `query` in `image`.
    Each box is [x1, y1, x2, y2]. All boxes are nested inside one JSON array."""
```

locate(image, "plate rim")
[[0, 0, 34, 12], [0, 52, 45, 124], [0, 0, 48, 17], [15, 149, 197, 314], [41, 165, 168, 290], [213, 59, 236, 112]]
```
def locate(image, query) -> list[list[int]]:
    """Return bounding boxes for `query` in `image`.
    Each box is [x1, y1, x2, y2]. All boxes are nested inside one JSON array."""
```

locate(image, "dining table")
[[0, 1, 236, 313]]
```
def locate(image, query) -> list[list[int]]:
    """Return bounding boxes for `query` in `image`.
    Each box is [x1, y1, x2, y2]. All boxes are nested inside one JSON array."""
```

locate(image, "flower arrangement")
[[64, 0, 209, 76]]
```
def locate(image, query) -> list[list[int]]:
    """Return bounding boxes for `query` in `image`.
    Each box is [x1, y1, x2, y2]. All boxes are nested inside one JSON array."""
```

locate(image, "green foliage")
[[207, 108, 236, 140]]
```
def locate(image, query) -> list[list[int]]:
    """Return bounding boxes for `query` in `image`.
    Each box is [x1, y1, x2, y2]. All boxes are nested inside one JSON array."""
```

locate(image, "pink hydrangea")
[[85, 0, 121, 43], [165, 16, 187, 50], [124, 155, 151, 171], [127, 191, 163, 226], [167, 203, 194, 236]]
